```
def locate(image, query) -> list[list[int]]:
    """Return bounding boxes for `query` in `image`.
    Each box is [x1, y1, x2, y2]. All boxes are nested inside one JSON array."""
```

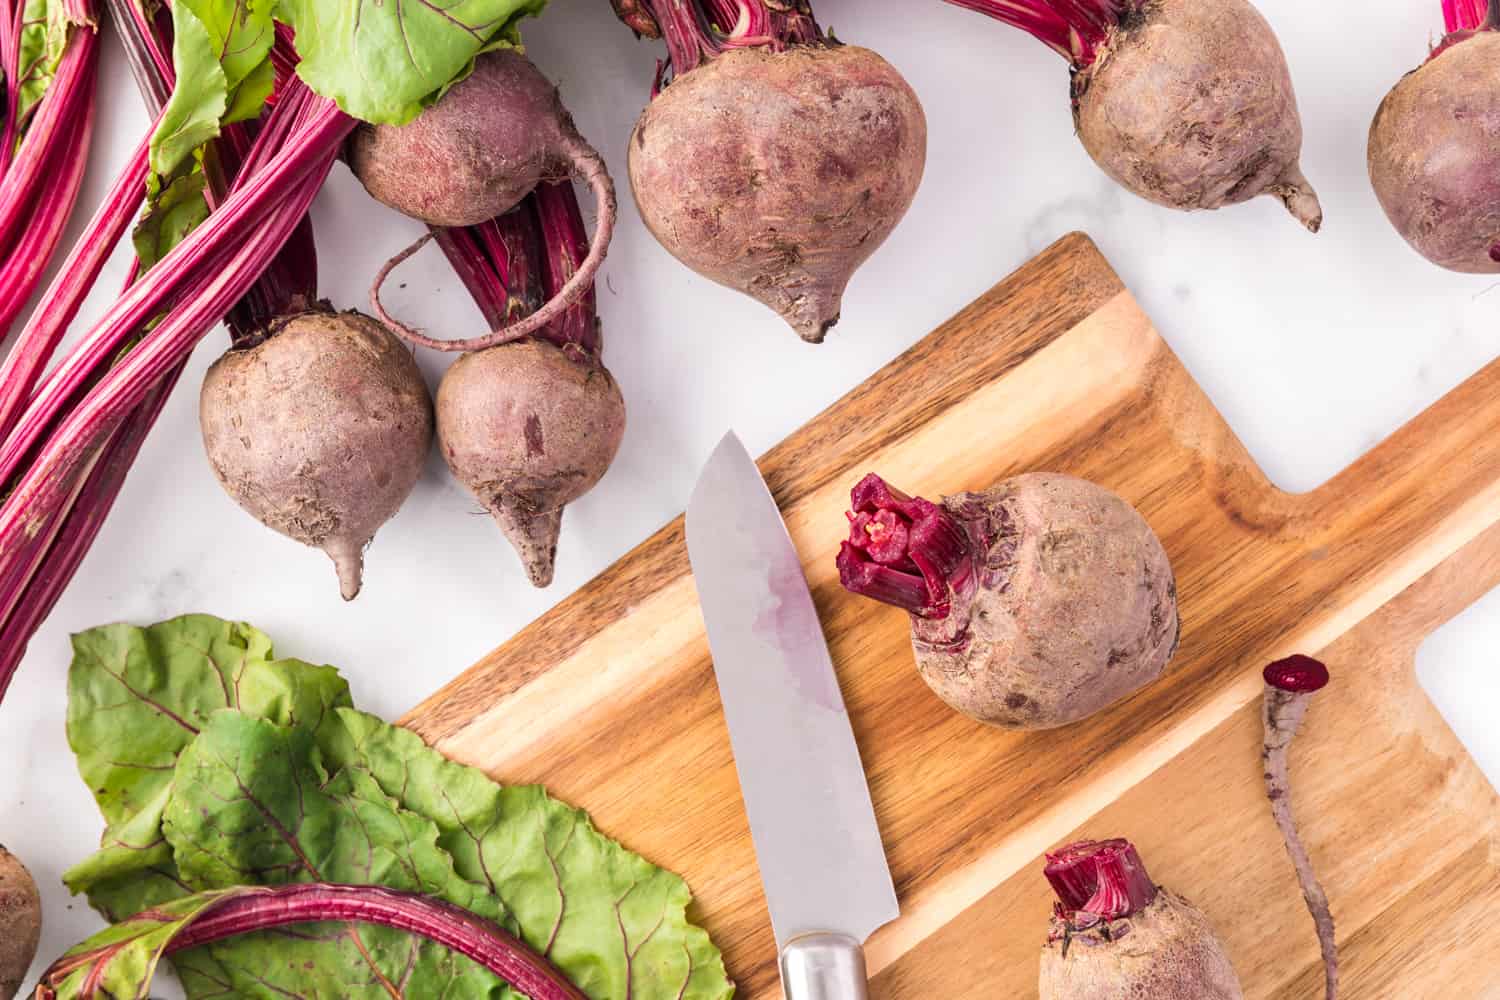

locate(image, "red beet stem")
[[941, 0, 1130, 67], [1044, 839, 1158, 921], [836, 473, 974, 619], [1264, 654, 1330, 693], [35, 884, 587, 1000], [1444, 0, 1497, 31], [629, 0, 824, 82]]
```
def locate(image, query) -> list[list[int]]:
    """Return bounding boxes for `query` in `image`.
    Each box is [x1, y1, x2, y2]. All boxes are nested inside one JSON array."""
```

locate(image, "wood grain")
[[401, 233, 1500, 998]]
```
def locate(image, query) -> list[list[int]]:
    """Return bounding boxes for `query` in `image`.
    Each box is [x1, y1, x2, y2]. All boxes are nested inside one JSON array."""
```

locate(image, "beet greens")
[[60, 614, 734, 999]]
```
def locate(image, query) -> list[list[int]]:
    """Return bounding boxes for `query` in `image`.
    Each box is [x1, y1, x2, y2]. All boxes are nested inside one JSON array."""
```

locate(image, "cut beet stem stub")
[[1044, 838, 1158, 923], [835, 473, 974, 619]]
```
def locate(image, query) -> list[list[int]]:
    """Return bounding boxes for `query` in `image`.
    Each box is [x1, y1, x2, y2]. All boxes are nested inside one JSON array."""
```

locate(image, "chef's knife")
[[685, 431, 899, 1000]]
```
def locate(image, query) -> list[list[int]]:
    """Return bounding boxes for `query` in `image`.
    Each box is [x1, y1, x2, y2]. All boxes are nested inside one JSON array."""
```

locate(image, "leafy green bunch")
[[59, 615, 732, 1000]]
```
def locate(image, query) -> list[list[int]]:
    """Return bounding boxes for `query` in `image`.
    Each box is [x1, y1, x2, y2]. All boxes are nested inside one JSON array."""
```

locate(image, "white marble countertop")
[[6, 0, 1500, 984]]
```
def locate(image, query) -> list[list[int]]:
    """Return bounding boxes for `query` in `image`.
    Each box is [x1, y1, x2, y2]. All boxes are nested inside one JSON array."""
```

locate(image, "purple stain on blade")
[[753, 539, 845, 713]]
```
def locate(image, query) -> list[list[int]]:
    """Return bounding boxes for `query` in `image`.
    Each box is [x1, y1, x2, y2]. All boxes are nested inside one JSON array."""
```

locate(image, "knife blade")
[[686, 431, 898, 999]]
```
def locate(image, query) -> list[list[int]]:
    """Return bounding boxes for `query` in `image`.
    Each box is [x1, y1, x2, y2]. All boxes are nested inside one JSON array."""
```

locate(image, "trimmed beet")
[[837, 472, 1178, 729], [629, 43, 926, 342], [437, 339, 625, 587], [951, 0, 1321, 230], [1040, 839, 1243, 1000], [199, 309, 433, 600], [1368, 13, 1500, 273]]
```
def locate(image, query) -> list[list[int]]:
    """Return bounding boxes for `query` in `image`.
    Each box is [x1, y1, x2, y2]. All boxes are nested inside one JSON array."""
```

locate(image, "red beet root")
[[837, 472, 1178, 730], [950, 0, 1321, 230], [1368, 4, 1500, 274], [1262, 655, 1337, 999], [199, 310, 434, 600], [352, 49, 616, 351], [618, 1, 926, 343], [1039, 839, 1243, 1000]]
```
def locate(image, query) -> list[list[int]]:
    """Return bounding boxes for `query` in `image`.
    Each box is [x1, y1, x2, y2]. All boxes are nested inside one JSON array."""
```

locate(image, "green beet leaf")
[[13, 0, 95, 144], [162, 711, 518, 998], [65, 614, 350, 919], [64, 615, 733, 1000], [275, 0, 547, 125], [36, 888, 239, 999], [322, 710, 734, 1000]]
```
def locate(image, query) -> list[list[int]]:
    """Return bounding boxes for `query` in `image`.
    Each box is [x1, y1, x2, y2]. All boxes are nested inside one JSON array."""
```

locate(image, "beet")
[[837, 472, 1178, 729], [1368, 26, 1500, 273], [1040, 840, 1243, 1000], [951, 0, 1321, 230], [627, 42, 926, 343], [0, 844, 39, 1000], [199, 310, 433, 600], [350, 49, 604, 229], [352, 49, 616, 351], [436, 339, 625, 587]]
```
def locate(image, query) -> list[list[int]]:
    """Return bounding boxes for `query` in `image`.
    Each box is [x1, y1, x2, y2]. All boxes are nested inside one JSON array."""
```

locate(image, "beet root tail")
[[1272, 164, 1324, 233], [492, 503, 563, 588], [325, 537, 366, 601]]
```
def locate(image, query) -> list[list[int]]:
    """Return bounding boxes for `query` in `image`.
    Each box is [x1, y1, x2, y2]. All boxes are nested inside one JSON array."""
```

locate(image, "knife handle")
[[779, 932, 871, 1000]]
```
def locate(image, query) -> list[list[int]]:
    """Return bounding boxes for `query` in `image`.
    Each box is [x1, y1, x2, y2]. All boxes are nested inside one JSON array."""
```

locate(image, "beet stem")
[[940, 0, 1126, 67], [633, 0, 823, 81], [835, 473, 974, 619], [36, 884, 587, 1000], [1043, 838, 1157, 923], [1262, 655, 1337, 1000]]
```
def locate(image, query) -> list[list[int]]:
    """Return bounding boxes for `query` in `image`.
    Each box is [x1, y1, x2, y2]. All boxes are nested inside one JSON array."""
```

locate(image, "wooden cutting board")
[[401, 233, 1500, 999]]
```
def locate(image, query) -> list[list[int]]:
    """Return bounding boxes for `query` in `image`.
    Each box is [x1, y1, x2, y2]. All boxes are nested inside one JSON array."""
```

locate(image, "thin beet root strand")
[[623, 0, 926, 342], [837, 471, 1178, 731], [1263, 654, 1337, 1000], [1039, 838, 1243, 1000], [949, 0, 1322, 231], [354, 49, 617, 352]]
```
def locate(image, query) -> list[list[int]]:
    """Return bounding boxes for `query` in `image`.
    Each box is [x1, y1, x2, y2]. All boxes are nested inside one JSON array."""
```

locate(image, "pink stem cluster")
[[35, 884, 587, 1000], [614, 0, 824, 85], [431, 180, 604, 360], [0, 23, 354, 698], [0, 0, 100, 338], [941, 0, 1131, 67], [1443, 0, 1495, 31], [836, 473, 975, 619], [1044, 839, 1158, 931]]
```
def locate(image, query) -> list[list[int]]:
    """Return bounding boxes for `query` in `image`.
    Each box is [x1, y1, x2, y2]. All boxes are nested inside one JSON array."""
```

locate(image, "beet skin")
[[1040, 889, 1243, 1000], [350, 49, 603, 229], [839, 473, 1179, 730], [1368, 30, 1500, 274], [1074, 0, 1321, 230], [199, 311, 434, 600], [0, 844, 39, 1000], [628, 44, 927, 343], [437, 339, 625, 587]]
